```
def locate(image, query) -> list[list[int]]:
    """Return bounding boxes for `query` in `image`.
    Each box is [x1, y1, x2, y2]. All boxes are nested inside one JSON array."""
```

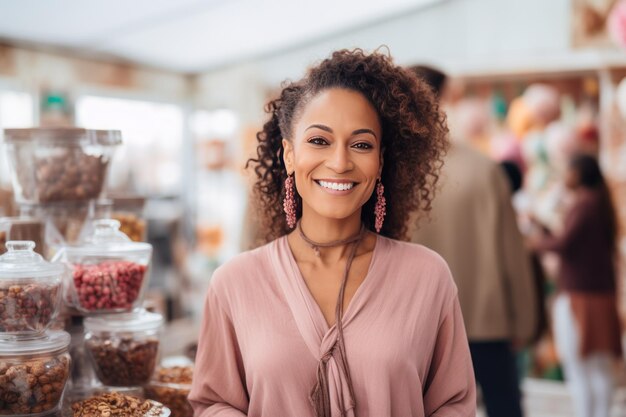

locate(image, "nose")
[[326, 145, 353, 173]]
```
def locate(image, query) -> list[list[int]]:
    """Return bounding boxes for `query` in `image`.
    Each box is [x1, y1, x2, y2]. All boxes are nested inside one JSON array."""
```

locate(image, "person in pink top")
[[189, 49, 476, 417]]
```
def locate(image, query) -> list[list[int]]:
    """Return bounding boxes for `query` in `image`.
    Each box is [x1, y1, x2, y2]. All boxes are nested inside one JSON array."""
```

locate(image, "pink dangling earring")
[[283, 174, 297, 229], [374, 179, 386, 233]]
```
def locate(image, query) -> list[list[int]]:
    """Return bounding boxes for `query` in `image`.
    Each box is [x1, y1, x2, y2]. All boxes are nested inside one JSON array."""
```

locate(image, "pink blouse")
[[189, 235, 476, 416]]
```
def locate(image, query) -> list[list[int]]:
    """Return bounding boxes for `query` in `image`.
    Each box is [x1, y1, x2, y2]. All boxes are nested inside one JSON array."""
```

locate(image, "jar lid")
[[0, 240, 64, 279], [84, 309, 164, 333], [0, 330, 71, 355], [3, 127, 122, 146], [63, 219, 152, 257]]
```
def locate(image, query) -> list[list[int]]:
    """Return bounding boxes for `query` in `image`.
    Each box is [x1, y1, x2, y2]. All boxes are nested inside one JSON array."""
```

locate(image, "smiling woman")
[[283, 88, 383, 228], [247, 49, 448, 242], [189, 49, 476, 417]]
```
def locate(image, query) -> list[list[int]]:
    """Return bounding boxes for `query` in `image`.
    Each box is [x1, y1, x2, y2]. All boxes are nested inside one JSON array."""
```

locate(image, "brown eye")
[[308, 137, 328, 146], [352, 142, 373, 150]]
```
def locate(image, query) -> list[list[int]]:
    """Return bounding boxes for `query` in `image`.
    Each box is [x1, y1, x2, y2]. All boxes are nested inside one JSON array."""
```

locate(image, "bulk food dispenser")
[[1, 128, 169, 415], [2, 128, 122, 258]]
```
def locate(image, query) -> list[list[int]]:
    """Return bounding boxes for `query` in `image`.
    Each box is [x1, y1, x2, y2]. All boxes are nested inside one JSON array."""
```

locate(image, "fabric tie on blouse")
[[298, 222, 364, 417]]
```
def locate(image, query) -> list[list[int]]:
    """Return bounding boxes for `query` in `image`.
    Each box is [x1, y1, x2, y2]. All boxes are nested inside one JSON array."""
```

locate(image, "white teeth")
[[319, 181, 354, 191]]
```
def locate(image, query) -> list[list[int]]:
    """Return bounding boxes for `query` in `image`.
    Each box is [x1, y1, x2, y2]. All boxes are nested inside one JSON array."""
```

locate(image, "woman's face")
[[283, 88, 382, 223]]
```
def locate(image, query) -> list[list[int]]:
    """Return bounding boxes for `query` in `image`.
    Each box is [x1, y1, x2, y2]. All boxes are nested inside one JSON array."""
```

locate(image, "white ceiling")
[[0, 0, 442, 74]]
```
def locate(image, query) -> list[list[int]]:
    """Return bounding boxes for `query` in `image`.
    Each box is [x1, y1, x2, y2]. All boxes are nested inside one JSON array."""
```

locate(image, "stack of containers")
[[0, 240, 71, 416], [1, 127, 124, 401], [55, 219, 162, 399], [2, 128, 165, 410]]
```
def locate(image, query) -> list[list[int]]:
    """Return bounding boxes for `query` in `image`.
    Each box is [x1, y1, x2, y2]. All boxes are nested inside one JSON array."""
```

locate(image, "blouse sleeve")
[[423, 296, 476, 417], [188, 285, 249, 416]]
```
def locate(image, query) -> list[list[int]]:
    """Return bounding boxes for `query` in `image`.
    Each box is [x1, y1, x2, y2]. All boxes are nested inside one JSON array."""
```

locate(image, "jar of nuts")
[[110, 196, 147, 243], [0, 241, 64, 337], [2, 128, 121, 205], [54, 219, 152, 314], [84, 309, 163, 387], [144, 366, 193, 417], [0, 330, 71, 416]]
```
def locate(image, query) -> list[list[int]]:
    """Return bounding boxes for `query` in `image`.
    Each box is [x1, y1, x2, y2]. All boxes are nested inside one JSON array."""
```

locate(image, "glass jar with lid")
[[54, 219, 152, 314], [0, 240, 64, 337], [2, 128, 121, 204], [84, 309, 163, 387], [0, 330, 71, 416]]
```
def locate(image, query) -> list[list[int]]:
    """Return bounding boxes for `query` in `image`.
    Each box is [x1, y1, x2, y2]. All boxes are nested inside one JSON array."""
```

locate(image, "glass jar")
[[2, 128, 121, 204], [55, 219, 152, 313], [0, 241, 64, 337], [110, 196, 147, 242], [84, 309, 163, 387], [144, 366, 193, 417], [0, 330, 71, 416]]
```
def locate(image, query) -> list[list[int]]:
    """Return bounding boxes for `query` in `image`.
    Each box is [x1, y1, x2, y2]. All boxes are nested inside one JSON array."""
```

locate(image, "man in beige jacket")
[[411, 66, 538, 417]]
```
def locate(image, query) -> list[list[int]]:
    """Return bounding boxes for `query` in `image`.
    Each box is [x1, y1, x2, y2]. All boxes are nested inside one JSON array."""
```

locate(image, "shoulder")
[[570, 190, 603, 219], [447, 144, 507, 187], [379, 237, 457, 297], [382, 237, 449, 272]]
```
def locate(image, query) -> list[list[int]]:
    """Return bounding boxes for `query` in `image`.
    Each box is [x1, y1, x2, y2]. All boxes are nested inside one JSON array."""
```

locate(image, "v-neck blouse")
[[283, 233, 381, 335], [189, 236, 476, 417]]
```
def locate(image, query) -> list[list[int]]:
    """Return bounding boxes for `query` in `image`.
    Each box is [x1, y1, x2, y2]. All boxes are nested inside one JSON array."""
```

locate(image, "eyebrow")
[[305, 124, 378, 139]]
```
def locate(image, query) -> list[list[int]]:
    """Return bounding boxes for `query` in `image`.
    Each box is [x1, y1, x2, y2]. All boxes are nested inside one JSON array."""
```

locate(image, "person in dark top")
[[500, 160, 523, 193], [531, 153, 621, 417]]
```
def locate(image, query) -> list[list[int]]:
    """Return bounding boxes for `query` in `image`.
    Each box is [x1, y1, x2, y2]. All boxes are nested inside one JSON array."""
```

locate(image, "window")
[[76, 95, 185, 196], [0, 90, 34, 187]]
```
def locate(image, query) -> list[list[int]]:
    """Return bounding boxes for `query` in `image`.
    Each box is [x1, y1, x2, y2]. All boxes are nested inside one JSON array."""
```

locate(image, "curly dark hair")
[[246, 48, 448, 243]]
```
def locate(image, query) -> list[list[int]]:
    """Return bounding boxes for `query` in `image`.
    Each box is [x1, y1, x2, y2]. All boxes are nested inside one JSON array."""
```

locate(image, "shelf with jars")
[[0, 127, 175, 416]]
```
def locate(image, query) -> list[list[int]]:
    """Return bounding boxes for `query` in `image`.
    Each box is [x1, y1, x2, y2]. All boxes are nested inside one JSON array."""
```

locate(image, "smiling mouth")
[[315, 180, 358, 191]]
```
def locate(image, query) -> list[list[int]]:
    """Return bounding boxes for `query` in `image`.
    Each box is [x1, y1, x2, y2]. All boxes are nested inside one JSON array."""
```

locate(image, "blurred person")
[[410, 65, 537, 417], [493, 83, 561, 176], [447, 97, 494, 156], [500, 160, 523, 193], [189, 50, 476, 417], [530, 154, 622, 417]]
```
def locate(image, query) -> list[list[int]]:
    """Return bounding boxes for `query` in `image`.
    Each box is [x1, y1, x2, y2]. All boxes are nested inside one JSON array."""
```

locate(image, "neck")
[[292, 207, 363, 261], [299, 209, 362, 244]]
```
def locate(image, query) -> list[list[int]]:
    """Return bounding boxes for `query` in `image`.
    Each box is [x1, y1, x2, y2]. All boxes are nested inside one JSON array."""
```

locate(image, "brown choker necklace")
[[297, 221, 365, 417], [297, 221, 365, 257]]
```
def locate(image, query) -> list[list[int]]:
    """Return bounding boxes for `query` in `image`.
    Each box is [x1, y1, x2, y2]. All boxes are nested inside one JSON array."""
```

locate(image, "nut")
[[28, 150, 109, 203], [71, 392, 162, 417], [0, 282, 59, 334], [72, 261, 147, 312], [0, 354, 70, 415], [86, 337, 159, 386]]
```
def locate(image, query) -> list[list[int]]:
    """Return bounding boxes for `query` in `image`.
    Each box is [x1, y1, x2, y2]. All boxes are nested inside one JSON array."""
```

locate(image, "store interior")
[[1, 0, 626, 416]]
